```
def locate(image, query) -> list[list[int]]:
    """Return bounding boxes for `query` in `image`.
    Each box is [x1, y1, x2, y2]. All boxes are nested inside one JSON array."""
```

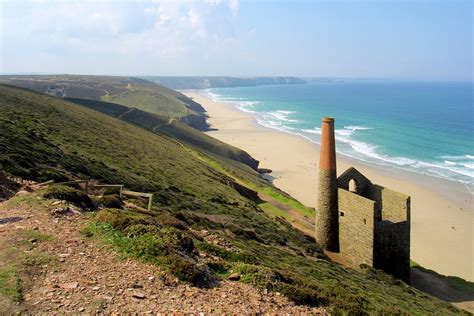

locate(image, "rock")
[[92, 286, 100, 291], [51, 200, 62, 206], [228, 273, 241, 281], [132, 292, 146, 299], [78, 307, 85, 312], [131, 283, 143, 289], [29, 238, 38, 243], [257, 168, 272, 174], [59, 282, 79, 290]]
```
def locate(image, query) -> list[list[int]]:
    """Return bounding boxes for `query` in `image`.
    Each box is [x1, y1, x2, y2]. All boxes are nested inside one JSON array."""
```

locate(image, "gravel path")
[[0, 192, 326, 314]]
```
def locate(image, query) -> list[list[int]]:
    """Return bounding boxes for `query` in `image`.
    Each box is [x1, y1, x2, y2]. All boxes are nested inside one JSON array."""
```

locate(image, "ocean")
[[205, 80, 473, 186]]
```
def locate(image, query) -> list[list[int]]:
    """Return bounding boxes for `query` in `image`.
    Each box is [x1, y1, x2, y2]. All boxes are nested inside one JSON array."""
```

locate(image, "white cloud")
[[1, 0, 242, 74], [228, 0, 238, 16]]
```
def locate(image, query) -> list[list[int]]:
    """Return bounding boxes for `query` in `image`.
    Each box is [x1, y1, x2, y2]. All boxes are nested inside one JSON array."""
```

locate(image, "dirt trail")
[[0, 193, 326, 314]]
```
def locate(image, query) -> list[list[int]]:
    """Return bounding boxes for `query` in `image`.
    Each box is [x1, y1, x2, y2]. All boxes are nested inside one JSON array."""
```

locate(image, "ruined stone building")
[[316, 117, 411, 283]]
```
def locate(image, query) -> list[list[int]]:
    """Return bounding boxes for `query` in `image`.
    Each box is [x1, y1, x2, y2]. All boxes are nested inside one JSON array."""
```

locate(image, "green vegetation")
[[0, 84, 466, 314], [411, 261, 474, 294], [102, 88, 191, 118], [0, 228, 54, 304], [66, 97, 259, 169], [0, 74, 209, 129], [42, 184, 96, 210], [0, 266, 21, 303], [83, 209, 213, 287]]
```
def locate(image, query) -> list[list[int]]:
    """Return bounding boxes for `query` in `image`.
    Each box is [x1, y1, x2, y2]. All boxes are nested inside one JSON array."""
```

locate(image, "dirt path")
[[0, 192, 326, 314]]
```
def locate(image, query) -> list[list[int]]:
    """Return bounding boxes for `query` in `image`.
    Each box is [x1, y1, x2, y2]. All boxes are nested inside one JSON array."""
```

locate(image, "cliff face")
[[142, 76, 307, 90], [178, 113, 209, 131]]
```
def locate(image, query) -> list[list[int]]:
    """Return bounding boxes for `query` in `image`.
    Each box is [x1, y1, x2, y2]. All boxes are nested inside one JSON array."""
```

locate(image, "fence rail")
[[122, 190, 153, 211], [39, 180, 154, 211]]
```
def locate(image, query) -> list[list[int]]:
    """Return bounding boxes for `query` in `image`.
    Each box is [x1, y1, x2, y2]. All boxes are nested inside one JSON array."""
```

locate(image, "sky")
[[1, 0, 472, 81]]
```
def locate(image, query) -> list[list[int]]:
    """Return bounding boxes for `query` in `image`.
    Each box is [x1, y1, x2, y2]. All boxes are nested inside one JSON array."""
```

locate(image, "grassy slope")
[[101, 83, 193, 118], [0, 75, 207, 127], [65, 98, 259, 169], [0, 84, 464, 314]]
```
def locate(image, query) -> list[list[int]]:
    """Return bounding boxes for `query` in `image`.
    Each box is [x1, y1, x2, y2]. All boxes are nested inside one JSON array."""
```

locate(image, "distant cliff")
[[142, 76, 307, 90]]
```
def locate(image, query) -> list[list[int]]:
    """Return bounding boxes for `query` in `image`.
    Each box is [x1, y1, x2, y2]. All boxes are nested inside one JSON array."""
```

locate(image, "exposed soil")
[[0, 192, 327, 314]]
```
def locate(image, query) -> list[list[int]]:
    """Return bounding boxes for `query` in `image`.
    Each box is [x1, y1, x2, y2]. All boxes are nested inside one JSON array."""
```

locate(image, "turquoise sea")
[[206, 80, 473, 185]]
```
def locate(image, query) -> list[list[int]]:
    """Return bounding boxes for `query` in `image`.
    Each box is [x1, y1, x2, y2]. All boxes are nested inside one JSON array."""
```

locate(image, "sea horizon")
[[202, 80, 474, 189]]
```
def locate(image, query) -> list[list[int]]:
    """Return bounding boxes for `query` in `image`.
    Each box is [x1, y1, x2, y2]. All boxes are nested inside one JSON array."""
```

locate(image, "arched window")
[[349, 179, 357, 193]]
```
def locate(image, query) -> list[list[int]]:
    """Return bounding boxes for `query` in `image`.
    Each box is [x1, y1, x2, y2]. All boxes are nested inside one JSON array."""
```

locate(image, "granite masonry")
[[316, 117, 411, 283]]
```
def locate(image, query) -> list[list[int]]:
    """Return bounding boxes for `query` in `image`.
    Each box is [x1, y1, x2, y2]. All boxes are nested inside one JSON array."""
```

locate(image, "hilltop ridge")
[[142, 76, 306, 89], [0, 75, 210, 130]]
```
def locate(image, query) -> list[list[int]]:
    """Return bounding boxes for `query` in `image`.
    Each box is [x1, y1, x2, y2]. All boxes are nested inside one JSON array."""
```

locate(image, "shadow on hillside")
[[411, 266, 474, 312]]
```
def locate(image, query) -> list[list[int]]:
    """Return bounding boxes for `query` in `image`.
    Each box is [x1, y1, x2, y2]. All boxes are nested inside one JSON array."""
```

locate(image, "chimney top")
[[322, 117, 335, 123]]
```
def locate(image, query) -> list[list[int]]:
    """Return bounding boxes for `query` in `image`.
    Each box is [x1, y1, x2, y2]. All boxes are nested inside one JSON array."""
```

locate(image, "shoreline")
[[183, 90, 473, 282]]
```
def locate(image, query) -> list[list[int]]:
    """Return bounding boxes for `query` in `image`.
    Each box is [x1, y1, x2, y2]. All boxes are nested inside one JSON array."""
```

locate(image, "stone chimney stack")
[[316, 117, 339, 252]]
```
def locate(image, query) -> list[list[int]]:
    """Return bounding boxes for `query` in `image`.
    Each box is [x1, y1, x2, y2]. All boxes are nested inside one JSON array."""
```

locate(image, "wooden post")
[[85, 179, 89, 194], [147, 194, 153, 212], [122, 190, 154, 212]]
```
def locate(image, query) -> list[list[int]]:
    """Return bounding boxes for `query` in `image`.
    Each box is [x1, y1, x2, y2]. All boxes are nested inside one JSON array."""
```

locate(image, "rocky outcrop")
[[218, 174, 259, 201], [0, 171, 21, 201], [178, 113, 210, 131]]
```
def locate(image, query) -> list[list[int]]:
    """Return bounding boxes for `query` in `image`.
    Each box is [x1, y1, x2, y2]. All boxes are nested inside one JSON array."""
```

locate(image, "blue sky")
[[1, 0, 472, 80]]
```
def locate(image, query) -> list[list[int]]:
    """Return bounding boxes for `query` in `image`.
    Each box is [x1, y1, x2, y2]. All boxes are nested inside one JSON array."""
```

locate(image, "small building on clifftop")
[[337, 167, 411, 282], [315, 117, 411, 283]]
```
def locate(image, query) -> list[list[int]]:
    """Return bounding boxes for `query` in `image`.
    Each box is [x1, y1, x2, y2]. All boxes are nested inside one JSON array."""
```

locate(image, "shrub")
[[162, 254, 214, 288], [100, 194, 123, 209], [42, 184, 96, 210], [156, 213, 189, 230]]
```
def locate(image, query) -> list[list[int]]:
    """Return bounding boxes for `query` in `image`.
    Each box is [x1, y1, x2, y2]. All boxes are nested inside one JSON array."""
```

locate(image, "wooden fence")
[[38, 180, 154, 212]]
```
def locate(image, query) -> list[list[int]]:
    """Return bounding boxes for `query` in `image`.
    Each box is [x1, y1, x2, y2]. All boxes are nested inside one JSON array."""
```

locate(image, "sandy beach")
[[184, 91, 473, 282]]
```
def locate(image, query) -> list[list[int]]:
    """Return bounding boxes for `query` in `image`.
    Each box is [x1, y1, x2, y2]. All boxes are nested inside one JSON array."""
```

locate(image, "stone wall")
[[336, 167, 411, 282], [368, 185, 410, 223], [337, 167, 372, 197], [338, 189, 376, 267], [374, 220, 411, 282]]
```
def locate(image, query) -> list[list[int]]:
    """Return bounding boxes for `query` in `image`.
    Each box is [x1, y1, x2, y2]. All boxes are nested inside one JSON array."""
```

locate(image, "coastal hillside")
[[142, 76, 306, 89], [0, 75, 209, 130], [65, 98, 259, 170], [0, 84, 465, 314]]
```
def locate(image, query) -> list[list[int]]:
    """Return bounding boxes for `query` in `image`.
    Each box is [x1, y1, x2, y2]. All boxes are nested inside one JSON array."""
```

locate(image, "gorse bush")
[[84, 209, 214, 287], [42, 185, 96, 210]]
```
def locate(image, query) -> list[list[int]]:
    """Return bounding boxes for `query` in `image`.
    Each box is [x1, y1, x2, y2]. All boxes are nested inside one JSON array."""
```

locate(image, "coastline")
[[183, 91, 473, 282]]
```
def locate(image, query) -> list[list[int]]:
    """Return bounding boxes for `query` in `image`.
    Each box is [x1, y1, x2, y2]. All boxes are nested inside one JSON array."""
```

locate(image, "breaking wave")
[[204, 89, 474, 185]]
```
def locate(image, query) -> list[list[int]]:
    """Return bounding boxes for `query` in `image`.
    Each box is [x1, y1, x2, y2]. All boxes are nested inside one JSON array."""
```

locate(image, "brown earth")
[[0, 191, 327, 314]]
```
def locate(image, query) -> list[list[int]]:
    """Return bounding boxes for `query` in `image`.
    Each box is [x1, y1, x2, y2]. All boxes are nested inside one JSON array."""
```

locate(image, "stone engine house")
[[316, 117, 411, 283], [337, 167, 411, 282]]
